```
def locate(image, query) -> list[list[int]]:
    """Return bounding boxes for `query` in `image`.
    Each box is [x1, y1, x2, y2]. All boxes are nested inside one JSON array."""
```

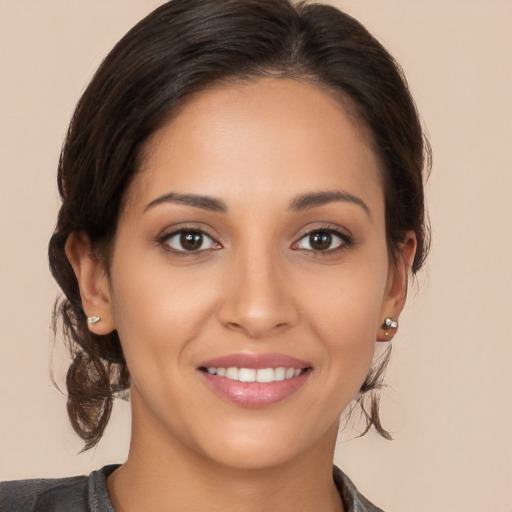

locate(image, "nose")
[[217, 247, 299, 339]]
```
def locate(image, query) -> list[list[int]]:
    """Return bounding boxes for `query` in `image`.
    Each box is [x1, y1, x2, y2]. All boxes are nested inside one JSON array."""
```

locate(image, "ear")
[[65, 231, 115, 335], [376, 231, 417, 341]]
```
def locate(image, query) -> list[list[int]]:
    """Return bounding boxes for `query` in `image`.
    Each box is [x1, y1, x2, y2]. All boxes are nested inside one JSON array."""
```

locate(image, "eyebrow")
[[144, 189, 370, 217], [289, 190, 371, 217], [144, 192, 227, 213]]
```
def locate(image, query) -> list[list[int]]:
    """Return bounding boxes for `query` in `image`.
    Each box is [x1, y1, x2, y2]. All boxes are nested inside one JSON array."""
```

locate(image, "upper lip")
[[198, 353, 312, 370]]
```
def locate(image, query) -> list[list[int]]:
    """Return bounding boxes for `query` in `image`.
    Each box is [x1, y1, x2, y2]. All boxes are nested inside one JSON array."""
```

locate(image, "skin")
[[67, 78, 416, 512]]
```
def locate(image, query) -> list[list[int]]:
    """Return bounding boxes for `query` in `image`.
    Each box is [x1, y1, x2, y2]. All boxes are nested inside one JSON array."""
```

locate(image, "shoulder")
[[0, 475, 88, 512], [0, 465, 119, 512], [333, 466, 386, 512]]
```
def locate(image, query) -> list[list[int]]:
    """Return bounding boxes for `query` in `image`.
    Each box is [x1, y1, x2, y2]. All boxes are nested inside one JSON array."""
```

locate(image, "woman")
[[0, 0, 429, 510]]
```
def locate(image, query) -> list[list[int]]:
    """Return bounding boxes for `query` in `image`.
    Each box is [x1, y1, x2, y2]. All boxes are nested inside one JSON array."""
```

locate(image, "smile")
[[204, 367, 303, 382], [198, 353, 312, 407]]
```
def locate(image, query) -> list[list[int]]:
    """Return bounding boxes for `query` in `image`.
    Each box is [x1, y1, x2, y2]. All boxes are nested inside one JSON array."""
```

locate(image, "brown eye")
[[163, 230, 218, 252], [180, 231, 203, 251], [293, 229, 347, 253], [309, 232, 332, 251]]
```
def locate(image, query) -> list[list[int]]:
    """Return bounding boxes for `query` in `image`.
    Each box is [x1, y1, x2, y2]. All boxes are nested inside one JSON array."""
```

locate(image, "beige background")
[[1, 1, 511, 510]]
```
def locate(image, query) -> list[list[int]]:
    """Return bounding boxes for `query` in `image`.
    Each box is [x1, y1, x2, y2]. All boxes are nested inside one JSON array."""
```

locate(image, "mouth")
[[198, 353, 312, 408], [199, 366, 307, 382]]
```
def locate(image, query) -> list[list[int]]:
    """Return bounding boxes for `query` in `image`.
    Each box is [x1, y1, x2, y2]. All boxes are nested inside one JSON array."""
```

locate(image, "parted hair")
[[49, 0, 430, 450]]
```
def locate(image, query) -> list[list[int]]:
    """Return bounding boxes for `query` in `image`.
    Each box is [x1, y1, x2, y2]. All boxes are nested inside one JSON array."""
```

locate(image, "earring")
[[383, 317, 398, 330], [87, 316, 101, 325], [382, 317, 398, 337]]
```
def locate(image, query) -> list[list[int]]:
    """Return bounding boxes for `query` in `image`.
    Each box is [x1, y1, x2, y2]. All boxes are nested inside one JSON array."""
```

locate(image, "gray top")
[[0, 465, 383, 511]]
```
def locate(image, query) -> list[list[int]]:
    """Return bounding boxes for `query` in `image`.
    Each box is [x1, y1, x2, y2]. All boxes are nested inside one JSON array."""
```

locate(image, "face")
[[85, 79, 406, 469]]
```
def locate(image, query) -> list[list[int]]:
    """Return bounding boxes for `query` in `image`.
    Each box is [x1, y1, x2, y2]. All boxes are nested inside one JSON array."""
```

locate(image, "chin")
[[190, 416, 340, 472], [203, 441, 304, 471]]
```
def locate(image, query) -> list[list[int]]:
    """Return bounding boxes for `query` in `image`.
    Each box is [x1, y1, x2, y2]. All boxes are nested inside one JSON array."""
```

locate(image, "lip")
[[198, 352, 312, 408], [199, 352, 311, 370]]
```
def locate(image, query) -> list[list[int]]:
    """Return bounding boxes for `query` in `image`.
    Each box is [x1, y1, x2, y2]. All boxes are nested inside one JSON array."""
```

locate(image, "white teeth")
[[256, 368, 274, 383], [274, 367, 286, 381], [226, 367, 239, 380], [205, 366, 303, 383], [238, 368, 256, 382]]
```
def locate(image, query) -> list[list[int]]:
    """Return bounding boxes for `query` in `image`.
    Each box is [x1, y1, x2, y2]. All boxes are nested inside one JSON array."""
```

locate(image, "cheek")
[[319, 288, 382, 378], [108, 253, 220, 374], [302, 255, 389, 388]]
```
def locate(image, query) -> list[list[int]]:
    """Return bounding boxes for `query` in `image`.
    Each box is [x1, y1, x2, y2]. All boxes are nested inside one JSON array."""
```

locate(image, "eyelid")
[[156, 223, 352, 255], [291, 225, 353, 253], [157, 225, 222, 253]]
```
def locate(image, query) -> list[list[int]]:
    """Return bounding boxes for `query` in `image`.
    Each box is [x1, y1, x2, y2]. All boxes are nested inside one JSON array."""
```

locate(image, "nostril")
[[224, 320, 291, 336]]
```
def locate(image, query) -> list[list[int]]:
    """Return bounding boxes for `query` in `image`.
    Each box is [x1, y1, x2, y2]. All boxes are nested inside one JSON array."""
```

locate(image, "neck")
[[107, 392, 343, 512]]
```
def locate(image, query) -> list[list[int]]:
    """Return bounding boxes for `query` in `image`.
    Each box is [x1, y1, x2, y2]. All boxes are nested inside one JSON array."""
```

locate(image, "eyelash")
[[292, 227, 353, 255], [157, 226, 352, 255], [158, 227, 220, 255]]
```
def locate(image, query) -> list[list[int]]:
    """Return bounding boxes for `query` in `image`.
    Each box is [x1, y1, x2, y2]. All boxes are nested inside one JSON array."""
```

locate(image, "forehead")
[[130, 78, 383, 212]]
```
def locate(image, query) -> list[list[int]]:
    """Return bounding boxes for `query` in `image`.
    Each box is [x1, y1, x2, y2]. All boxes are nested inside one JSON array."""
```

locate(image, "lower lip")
[[200, 370, 310, 408]]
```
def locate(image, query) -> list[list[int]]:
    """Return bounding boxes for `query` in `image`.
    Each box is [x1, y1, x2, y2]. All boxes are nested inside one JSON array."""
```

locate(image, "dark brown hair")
[[49, 0, 430, 450]]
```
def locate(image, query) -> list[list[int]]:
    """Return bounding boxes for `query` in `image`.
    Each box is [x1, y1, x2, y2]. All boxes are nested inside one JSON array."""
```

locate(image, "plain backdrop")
[[0, 1, 511, 511]]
